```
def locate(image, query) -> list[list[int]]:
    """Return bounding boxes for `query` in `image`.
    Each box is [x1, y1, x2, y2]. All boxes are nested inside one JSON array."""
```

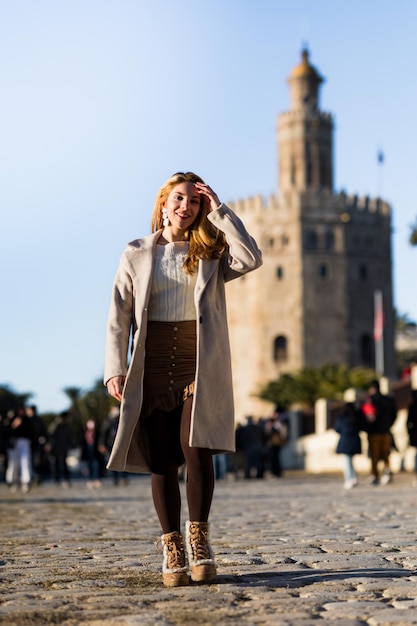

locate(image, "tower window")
[[291, 158, 296, 185], [359, 264, 368, 280], [318, 264, 328, 279], [306, 145, 312, 186], [273, 335, 288, 362], [305, 229, 318, 250], [276, 266, 284, 280], [324, 229, 334, 251], [360, 333, 373, 367], [320, 153, 328, 187]]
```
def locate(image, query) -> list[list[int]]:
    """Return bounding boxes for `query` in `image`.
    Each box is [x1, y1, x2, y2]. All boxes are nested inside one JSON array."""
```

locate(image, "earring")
[[162, 207, 169, 227]]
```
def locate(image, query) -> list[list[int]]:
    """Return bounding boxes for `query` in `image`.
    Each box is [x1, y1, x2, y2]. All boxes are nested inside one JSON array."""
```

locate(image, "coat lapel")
[[195, 258, 219, 300]]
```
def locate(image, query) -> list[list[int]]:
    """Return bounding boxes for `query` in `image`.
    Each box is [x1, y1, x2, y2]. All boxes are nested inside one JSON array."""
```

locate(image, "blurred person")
[[242, 416, 266, 479], [104, 172, 262, 586], [49, 411, 73, 487], [98, 407, 128, 486], [232, 422, 246, 478], [334, 402, 362, 489], [81, 420, 102, 488], [407, 390, 417, 483], [0, 413, 7, 480], [265, 409, 288, 478], [213, 453, 227, 480], [5, 405, 34, 493], [401, 356, 417, 381], [26, 405, 49, 485], [361, 380, 397, 486]]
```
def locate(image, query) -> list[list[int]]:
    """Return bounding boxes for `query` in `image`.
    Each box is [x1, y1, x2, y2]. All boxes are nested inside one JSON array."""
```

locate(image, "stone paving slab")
[[1, 472, 417, 625]]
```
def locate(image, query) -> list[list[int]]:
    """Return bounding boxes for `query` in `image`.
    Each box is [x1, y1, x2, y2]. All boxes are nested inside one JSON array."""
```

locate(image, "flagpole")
[[377, 149, 384, 199], [374, 289, 384, 375]]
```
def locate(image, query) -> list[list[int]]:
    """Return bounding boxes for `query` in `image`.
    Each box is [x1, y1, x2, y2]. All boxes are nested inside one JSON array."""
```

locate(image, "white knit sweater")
[[147, 242, 197, 322]]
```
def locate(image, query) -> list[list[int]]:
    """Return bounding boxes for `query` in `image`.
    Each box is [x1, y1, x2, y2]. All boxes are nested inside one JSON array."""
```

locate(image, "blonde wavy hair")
[[151, 172, 227, 274]]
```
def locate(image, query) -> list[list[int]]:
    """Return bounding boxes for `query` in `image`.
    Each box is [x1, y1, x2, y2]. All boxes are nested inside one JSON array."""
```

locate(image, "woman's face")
[[163, 182, 202, 231]]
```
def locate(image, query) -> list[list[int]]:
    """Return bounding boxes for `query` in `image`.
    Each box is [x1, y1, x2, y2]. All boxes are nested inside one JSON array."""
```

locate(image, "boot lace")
[[189, 524, 211, 561], [163, 533, 186, 569]]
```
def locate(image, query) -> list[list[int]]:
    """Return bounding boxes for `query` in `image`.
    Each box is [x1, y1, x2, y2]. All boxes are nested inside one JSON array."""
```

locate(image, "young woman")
[[334, 402, 362, 489], [104, 172, 262, 586]]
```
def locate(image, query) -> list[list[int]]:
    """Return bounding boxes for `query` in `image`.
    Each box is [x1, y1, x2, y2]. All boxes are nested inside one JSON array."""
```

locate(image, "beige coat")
[[104, 204, 262, 473]]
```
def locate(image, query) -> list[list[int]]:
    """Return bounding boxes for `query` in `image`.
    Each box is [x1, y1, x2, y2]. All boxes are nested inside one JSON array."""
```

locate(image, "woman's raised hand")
[[194, 182, 221, 212], [107, 376, 126, 402]]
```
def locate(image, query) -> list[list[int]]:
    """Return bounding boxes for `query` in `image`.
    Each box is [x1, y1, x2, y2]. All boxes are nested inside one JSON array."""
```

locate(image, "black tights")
[[144, 397, 215, 534]]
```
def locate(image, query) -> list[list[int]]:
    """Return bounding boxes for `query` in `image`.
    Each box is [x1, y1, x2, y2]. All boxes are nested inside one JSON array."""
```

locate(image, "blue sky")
[[1, 0, 416, 413]]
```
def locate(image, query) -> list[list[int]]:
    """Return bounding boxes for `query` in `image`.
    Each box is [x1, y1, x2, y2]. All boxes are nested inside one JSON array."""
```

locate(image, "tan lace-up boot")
[[160, 531, 189, 587], [185, 521, 217, 582]]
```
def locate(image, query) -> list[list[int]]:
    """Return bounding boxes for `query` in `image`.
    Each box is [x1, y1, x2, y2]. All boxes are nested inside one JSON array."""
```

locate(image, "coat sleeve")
[[104, 253, 134, 385], [207, 203, 262, 282]]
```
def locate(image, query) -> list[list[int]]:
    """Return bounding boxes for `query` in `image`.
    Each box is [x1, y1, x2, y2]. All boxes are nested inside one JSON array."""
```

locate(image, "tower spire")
[[277, 49, 333, 192], [287, 47, 324, 111]]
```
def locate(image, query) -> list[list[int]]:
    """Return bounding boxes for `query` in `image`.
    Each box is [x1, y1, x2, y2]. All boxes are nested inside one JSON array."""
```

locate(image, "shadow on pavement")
[[216, 567, 416, 587]]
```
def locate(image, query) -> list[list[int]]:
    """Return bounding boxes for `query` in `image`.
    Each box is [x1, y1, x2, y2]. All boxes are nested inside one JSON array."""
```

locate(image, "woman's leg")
[[181, 397, 217, 582], [143, 407, 183, 534], [151, 471, 181, 533], [368, 435, 380, 480], [6, 447, 18, 486], [180, 397, 214, 522], [343, 454, 355, 482], [19, 439, 32, 486], [143, 407, 189, 587]]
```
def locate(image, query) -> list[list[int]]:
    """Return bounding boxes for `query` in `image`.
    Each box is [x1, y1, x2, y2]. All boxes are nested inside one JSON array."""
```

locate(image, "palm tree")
[[63, 386, 84, 445], [258, 363, 376, 410], [0, 385, 33, 417], [396, 311, 416, 331], [82, 379, 114, 430]]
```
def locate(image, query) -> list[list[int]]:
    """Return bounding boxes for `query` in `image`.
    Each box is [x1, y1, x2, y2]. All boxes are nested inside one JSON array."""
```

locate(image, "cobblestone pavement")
[[2, 471, 417, 626]]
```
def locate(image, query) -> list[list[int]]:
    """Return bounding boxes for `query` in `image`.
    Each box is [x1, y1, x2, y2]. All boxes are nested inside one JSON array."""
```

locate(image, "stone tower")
[[226, 49, 395, 422]]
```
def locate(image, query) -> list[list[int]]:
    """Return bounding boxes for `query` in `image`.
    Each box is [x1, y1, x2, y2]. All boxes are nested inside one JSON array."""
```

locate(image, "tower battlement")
[[229, 194, 279, 214], [340, 193, 391, 217], [229, 191, 391, 220]]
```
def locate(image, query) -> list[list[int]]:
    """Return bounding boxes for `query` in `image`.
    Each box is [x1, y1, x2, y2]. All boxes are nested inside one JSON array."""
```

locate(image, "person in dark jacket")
[[334, 402, 362, 489], [407, 390, 417, 479], [98, 407, 128, 486], [81, 419, 105, 488], [26, 405, 49, 485], [49, 411, 73, 486], [362, 380, 397, 486], [242, 416, 266, 479]]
